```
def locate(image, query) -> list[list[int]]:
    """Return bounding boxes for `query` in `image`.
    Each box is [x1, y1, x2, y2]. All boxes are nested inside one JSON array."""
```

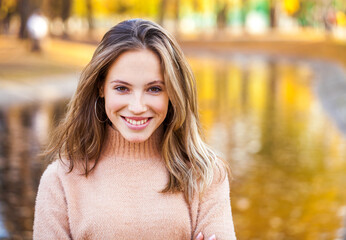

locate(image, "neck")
[[101, 124, 163, 160]]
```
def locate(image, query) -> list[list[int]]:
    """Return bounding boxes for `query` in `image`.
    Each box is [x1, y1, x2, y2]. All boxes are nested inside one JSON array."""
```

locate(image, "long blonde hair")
[[46, 19, 229, 203]]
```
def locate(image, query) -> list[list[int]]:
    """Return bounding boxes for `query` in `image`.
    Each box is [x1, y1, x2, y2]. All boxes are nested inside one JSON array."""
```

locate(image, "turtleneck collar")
[[101, 124, 163, 160]]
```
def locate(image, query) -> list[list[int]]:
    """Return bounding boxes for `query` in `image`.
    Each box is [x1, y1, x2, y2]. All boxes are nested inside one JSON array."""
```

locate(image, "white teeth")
[[125, 118, 148, 125]]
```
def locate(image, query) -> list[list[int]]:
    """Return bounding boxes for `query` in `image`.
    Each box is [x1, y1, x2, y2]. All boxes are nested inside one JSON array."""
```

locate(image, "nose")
[[128, 93, 148, 114]]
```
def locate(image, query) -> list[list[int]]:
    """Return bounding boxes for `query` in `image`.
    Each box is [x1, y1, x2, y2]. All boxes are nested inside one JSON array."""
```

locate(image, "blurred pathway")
[[0, 35, 95, 107], [0, 73, 78, 107]]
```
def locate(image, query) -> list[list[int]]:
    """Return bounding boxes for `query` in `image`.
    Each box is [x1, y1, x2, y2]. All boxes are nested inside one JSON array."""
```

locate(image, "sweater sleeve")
[[192, 165, 237, 240], [33, 162, 71, 240]]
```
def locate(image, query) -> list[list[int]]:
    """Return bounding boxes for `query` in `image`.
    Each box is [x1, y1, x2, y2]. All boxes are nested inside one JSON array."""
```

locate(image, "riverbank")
[[0, 33, 345, 107], [182, 38, 346, 68], [1, 31, 345, 76], [0, 35, 93, 107]]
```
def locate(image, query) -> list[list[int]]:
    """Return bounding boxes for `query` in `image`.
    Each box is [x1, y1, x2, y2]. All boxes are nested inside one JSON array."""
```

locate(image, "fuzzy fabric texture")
[[33, 126, 236, 239]]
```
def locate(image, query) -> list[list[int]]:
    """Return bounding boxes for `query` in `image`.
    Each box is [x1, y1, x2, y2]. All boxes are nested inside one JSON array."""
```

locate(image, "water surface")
[[191, 56, 346, 240], [0, 55, 345, 239]]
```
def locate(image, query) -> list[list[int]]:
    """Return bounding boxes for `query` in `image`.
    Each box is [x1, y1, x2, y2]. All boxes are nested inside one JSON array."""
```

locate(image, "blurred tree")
[[192, 0, 203, 12], [42, 0, 71, 36], [333, 0, 345, 10], [86, 0, 93, 32], [216, 0, 228, 29], [18, 0, 31, 38], [61, 0, 72, 37], [283, 0, 300, 16], [119, 0, 131, 14], [13, 0, 46, 38], [42, 0, 59, 19], [0, 0, 16, 33], [296, 0, 315, 26], [269, 0, 278, 28], [173, 0, 180, 33], [246, 0, 270, 15], [158, 0, 180, 32], [0, 0, 4, 32], [323, 1, 336, 31], [158, 0, 167, 26], [227, 0, 246, 28], [244, 0, 270, 33]]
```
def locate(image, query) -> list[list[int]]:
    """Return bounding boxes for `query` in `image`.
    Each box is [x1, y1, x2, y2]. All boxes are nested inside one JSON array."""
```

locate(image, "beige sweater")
[[33, 126, 236, 240]]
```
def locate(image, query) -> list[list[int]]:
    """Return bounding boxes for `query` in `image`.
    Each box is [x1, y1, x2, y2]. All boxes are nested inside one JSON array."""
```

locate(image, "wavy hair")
[[45, 19, 229, 203]]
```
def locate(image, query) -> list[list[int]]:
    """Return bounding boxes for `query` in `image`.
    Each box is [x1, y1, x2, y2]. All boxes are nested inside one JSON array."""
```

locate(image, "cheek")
[[104, 94, 125, 113], [152, 96, 169, 115]]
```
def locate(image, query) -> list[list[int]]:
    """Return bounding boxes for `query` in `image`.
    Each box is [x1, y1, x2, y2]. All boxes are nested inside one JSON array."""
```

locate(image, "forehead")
[[105, 49, 163, 85]]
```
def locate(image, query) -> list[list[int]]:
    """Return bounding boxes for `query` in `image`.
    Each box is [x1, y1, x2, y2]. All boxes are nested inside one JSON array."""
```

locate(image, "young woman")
[[33, 19, 236, 240]]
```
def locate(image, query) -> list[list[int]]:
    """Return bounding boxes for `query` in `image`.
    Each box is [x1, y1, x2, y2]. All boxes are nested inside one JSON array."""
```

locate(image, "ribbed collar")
[[101, 124, 163, 160]]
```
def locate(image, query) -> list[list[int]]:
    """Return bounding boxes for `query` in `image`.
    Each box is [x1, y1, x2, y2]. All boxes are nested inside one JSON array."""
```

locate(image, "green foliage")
[[333, 0, 345, 11], [246, 0, 270, 14], [296, 0, 315, 27]]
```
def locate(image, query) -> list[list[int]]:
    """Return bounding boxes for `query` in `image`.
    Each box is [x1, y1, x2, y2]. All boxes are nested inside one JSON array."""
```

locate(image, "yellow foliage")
[[72, 0, 161, 18], [283, 0, 300, 16], [229, 0, 242, 8], [1, 0, 16, 11], [336, 11, 346, 27]]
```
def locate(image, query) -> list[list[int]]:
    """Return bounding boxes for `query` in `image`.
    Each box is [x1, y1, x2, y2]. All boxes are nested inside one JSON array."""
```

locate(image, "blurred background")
[[0, 0, 346, 239]]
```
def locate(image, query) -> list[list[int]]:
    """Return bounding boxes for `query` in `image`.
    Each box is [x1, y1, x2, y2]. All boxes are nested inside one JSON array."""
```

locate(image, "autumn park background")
[[0, 0, 346, 239]]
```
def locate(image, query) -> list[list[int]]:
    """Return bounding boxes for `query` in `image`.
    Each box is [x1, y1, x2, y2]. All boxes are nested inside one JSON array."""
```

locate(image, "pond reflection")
[[0, 100, 68, 240], [191, 56, 346, 239], [0, 56, 345, 239]]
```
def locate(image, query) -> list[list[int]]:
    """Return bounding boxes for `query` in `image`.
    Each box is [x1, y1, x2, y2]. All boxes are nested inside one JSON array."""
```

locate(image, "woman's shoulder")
[[199, 157, 231, 197], [39, 159, 70, 183], [192, 157, 230, 200], [212, 157, 230, 184]]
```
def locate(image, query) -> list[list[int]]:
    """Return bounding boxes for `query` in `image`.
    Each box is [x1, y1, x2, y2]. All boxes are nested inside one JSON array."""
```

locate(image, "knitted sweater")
[[33, 126, 236, 240]]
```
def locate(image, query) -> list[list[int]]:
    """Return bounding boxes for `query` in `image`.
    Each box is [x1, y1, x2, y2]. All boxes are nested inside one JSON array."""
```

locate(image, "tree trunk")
[[241, 0, 247, 28], [62, 0, 71, 37], [61, 0, 71, 21], [216, 0, 228, 30], [86, 0, 94, 31], [174, 0, 180, 36], [18, 0, 31, 38], [270, 0, 277, 28], [0, 0, 4, 32], [158, 0, 167, 26]]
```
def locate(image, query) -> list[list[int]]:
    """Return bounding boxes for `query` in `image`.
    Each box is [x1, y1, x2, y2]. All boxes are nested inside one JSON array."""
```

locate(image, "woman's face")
[[101, 49, 169, 142]]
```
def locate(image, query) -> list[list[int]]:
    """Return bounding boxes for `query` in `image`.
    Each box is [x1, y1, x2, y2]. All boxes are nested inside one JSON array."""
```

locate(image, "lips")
[[125, 117, 148, 125], [122, 116, 152, 127]]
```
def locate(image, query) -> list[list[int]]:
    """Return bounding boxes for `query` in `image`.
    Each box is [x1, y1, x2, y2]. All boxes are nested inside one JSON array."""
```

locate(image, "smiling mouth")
[[123, 117, 151, 126]]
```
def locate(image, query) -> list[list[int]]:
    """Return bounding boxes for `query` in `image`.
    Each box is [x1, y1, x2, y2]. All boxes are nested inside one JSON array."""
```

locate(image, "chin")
[[112, 119, 158, 143], [122, 133, 150, 143]]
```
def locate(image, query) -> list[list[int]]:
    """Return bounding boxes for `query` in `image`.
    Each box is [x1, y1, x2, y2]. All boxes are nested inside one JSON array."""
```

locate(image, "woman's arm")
[[33, 162, 71, 240], [192, 166, 237, 240]]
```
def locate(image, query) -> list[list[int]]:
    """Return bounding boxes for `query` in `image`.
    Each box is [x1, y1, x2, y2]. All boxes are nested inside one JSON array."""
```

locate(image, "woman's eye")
[[115, 86, 129, 92], [148, 87, 162, 93]]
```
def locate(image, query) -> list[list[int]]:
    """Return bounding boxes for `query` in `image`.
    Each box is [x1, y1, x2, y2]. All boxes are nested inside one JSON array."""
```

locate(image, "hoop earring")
[[94, 97, 107, 123]]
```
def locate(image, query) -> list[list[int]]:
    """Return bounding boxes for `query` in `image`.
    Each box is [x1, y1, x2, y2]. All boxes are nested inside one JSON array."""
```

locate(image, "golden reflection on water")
[[0, 101, 68, 239], [190, 56, 346, 239], [0, 56, 346, 239]]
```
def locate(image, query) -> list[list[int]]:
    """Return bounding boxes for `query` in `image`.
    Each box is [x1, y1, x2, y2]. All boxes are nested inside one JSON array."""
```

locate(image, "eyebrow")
[[110, 80, 165, 86], [146, 80, 165, 86]]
